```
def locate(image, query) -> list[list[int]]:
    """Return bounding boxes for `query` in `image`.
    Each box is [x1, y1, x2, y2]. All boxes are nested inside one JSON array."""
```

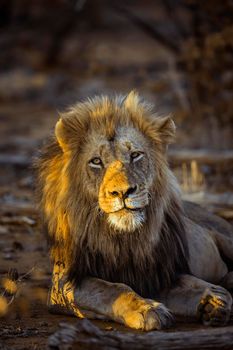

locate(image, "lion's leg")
[[48, 260, 84, 317], [48, 262, 173, 330], [49, 261, 102, 319], [161, 274, 232, 326], [74, 277, 174, 331]]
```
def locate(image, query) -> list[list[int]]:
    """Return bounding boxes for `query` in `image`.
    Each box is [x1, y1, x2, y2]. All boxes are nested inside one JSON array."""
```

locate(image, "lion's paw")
[[197, 286, 232, 326], [121, 298, 174, 331]]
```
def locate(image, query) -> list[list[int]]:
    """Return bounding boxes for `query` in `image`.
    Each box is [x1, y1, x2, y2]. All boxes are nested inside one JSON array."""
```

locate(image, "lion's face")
[[84, 126, 154, 232]]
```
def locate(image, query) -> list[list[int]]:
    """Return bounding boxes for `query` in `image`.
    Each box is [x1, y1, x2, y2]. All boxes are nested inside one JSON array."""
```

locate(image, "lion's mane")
[[35, 93, 189, 298]]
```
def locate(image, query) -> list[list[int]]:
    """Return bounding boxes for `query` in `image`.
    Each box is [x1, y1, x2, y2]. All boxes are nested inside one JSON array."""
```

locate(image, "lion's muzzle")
[[98, 160, 149, 216]]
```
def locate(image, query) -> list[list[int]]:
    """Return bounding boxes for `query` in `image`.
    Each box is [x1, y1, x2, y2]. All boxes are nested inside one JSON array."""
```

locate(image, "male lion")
[[36, 91, 233, 330]]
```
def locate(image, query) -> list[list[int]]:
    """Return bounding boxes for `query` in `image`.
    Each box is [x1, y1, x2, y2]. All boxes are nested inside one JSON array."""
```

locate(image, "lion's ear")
[[155, 116, 176, 145], [124, 90, 140, 112], [55, 114, 88, 152], [55, 118, 69, 152]]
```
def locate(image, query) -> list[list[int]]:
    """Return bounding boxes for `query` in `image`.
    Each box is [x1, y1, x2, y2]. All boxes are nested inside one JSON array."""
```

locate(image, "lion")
[[35, 91, 233, 331]]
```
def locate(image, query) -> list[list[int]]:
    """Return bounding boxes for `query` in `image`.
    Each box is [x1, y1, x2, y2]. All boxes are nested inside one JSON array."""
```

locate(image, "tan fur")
[[112, 292, 169, 330], [35, 91, 233, 330]]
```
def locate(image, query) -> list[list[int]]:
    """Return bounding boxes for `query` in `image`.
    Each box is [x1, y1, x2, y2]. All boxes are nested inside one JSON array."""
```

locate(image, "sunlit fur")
[[35, 91, 189, 298]]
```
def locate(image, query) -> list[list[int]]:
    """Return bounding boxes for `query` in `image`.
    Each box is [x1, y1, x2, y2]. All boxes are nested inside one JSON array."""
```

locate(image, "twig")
[[48, 318, 233, 350]]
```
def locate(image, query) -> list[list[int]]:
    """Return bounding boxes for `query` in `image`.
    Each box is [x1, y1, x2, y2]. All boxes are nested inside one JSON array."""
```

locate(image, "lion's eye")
[[131, 151, 144, 162], [89, 157, 103, 168]]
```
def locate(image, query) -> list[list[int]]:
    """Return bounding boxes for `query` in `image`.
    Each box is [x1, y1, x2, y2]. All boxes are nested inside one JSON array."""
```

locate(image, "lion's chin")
[[107, 208, 145, 233]]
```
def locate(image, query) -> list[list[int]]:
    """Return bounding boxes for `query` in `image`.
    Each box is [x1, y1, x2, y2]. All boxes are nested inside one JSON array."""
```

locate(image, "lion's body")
[[36, 92, 233, 330], [184, 201, 233, 284]]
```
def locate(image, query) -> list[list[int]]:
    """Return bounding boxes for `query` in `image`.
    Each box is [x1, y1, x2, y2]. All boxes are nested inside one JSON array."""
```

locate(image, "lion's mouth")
[[108, 206, 144, 214], [123, 206, 144, 212]]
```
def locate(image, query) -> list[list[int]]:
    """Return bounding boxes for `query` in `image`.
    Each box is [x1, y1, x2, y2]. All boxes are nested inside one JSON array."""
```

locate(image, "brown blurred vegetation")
[[0, 0, 232, 147]]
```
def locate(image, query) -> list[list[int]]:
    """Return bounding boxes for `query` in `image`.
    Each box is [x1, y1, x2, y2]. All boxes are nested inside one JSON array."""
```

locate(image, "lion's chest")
[[90, 251, 159, 298], [70, 221, 188, 298], [74, 239, 166, 298]]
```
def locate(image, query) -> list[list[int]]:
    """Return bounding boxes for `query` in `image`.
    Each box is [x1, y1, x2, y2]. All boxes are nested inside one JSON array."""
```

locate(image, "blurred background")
[[0, 1, 232, 347]]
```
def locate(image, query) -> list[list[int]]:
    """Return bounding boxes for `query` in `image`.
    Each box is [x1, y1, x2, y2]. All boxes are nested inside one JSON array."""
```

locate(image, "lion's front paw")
[[124, 300, 173, 331], [113, 293, 173, 331], [197, 286, 232, 326]]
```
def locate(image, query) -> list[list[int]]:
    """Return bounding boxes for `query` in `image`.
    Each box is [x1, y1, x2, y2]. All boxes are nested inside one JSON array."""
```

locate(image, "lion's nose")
[[109, 185, 137, 199]]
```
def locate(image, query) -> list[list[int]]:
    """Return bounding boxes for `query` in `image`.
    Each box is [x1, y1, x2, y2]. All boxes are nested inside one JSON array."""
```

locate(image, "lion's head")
[[53, 91, 175, 233], [37, 91, 189, 296]]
